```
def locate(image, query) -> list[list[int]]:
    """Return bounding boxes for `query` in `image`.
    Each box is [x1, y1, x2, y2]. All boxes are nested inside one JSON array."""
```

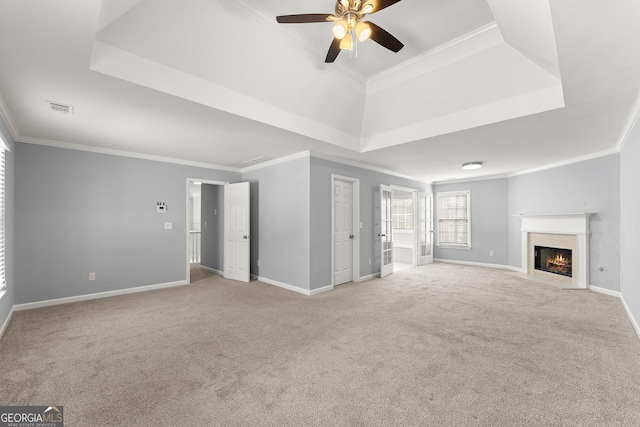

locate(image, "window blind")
[[0, 147, 5, 291], [438, 191, 470, 246]]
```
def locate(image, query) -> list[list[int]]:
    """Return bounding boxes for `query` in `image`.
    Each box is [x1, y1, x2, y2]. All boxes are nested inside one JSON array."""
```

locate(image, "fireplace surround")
[[517, 214, 592, 288]]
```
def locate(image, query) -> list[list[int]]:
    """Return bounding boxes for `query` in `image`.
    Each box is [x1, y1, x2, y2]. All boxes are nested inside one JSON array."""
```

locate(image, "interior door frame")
[[418, 192, 434, 265], [390, 185, 420, 270], [331, 175, 360, 286], [185, 178, 228, 284]]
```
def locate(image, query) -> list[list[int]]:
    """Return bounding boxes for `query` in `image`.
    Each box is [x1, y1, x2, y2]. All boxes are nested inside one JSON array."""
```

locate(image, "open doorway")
[[391, 188, 416, 272], [186, 178, 228, 284]]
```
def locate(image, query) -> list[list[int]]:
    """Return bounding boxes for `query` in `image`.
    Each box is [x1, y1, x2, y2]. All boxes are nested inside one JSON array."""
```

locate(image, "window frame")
[[0, 137, 6, 294], [436, 190, 471, 249]]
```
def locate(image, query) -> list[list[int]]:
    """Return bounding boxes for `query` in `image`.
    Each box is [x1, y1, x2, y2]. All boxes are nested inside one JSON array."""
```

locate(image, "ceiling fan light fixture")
[[361, 3, 374, 14], [333, 19, 349, 39], [340, 35, 354, 50], [355, 21, 371, 42], [340, 0, 350, 9], [462, 162, 484, 170]]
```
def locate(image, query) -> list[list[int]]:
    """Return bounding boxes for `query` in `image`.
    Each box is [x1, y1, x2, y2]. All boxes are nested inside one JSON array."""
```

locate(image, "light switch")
[[164, 222, 173, 230]]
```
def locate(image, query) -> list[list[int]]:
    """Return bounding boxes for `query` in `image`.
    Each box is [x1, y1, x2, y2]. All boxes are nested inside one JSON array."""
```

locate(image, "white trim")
[[312, 151, 426, 183], [309, 285, 335, 296], [19, 135, 240, 172], [253, 276, 314, 296], [241, 151, 310, 173], [0, 306, 14, 341], [616, 90, 640, 151], [433, 258, 521, 271], [367, 22, 501, 94], [199, 265, 223, 276], [509, 148, 620, 178], [331, 175, 361, 287], [355, 273, 380, 282], [0, 91, 20, 143], [621, 296, 640, 342], [12, 280, 188, 312], [589, 286, 622, 298]]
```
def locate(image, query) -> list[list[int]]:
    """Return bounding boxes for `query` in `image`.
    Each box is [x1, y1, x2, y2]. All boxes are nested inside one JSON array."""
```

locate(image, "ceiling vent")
[[47, 101, 74, 115], [241, 156, 271, 167]]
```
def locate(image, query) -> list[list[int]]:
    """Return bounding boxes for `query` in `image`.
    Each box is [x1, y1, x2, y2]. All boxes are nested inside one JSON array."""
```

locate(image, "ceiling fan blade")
[[367, 0, 402, 14], [368, 22, 404, 52], [276, 14, 333, 24], [325, 38, 341, 63]]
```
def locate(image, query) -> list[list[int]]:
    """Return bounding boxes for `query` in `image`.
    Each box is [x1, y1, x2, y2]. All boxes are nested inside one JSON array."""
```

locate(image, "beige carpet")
[[1, 263, 640, 426]]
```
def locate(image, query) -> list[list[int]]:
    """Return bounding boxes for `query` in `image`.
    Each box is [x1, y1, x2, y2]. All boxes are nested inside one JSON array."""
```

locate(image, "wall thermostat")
[[157, 202, 167, 213]]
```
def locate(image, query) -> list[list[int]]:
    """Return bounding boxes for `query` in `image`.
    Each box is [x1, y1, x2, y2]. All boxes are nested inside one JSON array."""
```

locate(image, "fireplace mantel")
[[516, 213, 593, 288]]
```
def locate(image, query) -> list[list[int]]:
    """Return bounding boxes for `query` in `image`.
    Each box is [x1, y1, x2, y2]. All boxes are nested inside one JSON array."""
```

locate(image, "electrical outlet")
[[368, 258, 372, 265], [89, 272, 96, 281], [489, 251, 494, 257]]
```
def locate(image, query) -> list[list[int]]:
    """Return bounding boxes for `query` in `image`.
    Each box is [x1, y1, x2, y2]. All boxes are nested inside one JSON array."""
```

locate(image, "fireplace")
[[534, 246, 572, 277], [517, 213, 592, 288]]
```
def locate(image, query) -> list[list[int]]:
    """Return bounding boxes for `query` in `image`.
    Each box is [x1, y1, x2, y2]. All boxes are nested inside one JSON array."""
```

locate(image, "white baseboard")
[[355, 273, 380, 282], [621, 296, 640, 342], [13, 280, 188, 312], [589, 286, 622, 298], [310, 285, 334, 296], [0, 307, 14, 341], [199, 265, 223, 275], [434, 258, 521, 272], [254, 276, 312, 296]]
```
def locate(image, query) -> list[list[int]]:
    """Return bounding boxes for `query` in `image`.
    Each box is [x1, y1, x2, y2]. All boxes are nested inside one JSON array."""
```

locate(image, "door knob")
[[378, 233, 386, 237], [243, 235, 250, 239], [349, 235, 355, 239]]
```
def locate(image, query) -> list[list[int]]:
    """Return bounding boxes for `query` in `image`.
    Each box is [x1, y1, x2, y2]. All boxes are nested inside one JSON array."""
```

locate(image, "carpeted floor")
[[1, 263, 639, 426]]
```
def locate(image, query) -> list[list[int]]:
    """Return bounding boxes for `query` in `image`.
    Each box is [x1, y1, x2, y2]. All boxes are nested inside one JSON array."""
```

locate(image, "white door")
[[418, 192, 434, 265], [333, 180, 353, 285], [224, 182, 250, 282], [380, 185, 394, 278]]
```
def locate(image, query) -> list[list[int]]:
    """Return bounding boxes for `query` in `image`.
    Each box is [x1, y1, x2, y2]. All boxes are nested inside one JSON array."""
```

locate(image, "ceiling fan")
[[276, 0, 404, 63]]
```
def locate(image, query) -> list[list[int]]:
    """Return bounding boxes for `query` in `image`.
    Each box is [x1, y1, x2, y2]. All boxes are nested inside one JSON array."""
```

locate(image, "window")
[[392, 197, 413, 230], [437, 190, 471, 248], [0, 139, 6, 292]]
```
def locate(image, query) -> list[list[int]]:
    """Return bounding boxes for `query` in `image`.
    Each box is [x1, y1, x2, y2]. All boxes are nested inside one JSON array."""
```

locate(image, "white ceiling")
[[1, 0, 640, 183]]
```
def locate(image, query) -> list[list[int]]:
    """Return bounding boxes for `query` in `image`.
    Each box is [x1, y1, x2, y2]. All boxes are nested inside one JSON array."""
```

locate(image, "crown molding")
[[366, 22, 501, 95], [16, 135, 241, 172], [509, 148, 621, 178], [616, 89, 640, 151], [309, 151, 426, 183], [241, 151, 311, 173], [0, 90, 20, 144]]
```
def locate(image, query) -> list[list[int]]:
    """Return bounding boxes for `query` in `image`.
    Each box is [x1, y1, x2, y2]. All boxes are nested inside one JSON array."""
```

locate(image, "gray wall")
[[621, 122, 640, 330], [200, 183, 224, 272], [244, 157, 311, 290], [433, 179, 509, 266], [15, 143, 240, 304], [310, 157, 429, 290], [0, 117, 15, 331], [508, 154, 621, 291]]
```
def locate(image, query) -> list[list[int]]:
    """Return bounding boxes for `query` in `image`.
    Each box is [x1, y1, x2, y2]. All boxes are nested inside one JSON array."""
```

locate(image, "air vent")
[[241, 156, 271, 166], [47, 101, 74, 115]]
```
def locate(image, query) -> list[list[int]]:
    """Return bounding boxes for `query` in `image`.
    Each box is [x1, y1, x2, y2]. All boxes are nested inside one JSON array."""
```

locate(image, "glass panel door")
[[380, 185, 394, 277], [418, 193, 433, 265]]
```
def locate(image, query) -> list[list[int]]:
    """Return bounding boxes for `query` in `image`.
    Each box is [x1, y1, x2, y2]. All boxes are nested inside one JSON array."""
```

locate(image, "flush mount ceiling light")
[[462, 162, 484, 170], [276, 0, 404, 63]]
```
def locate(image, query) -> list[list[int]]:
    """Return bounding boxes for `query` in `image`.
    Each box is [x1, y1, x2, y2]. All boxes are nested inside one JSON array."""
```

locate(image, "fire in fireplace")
[[534, 246, 572, 277]]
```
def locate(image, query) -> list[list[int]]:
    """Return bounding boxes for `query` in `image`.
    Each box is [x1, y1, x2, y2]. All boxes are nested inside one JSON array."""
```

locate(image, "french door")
[[418, 192, 434, 265], [380, 185, 394, 278]]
